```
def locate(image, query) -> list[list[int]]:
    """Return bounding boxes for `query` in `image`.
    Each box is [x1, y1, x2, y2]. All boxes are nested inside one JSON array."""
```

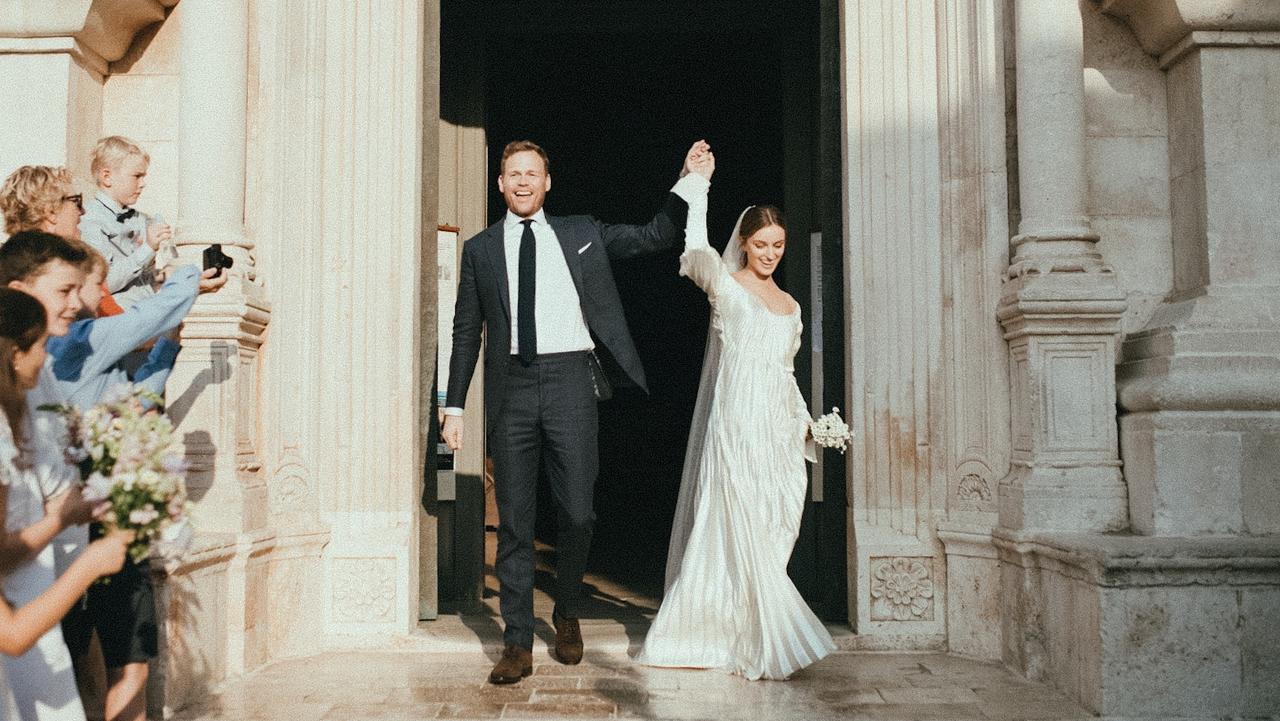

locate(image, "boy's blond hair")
[[90, 135, 150, 178], [0, 165, 75, 235]]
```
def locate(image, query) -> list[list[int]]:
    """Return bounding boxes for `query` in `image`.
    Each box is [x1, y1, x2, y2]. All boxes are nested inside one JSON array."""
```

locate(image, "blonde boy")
[[79, 136, 173, 310]]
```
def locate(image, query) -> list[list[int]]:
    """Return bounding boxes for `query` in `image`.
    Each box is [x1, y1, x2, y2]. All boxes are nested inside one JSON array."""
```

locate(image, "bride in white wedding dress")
[[634, 147, 835, 680]]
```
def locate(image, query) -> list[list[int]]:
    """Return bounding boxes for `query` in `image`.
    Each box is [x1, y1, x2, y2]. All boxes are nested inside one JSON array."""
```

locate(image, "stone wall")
[[1082, 3, 1173, 335]]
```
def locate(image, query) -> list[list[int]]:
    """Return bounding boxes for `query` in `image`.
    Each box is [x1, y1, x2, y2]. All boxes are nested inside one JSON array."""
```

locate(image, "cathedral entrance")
[[432, 0, 847, 626]]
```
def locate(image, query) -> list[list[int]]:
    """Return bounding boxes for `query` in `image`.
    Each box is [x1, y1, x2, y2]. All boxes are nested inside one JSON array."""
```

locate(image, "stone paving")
[[174, 536, 1093, 720], [173, 648, 1093, 720]]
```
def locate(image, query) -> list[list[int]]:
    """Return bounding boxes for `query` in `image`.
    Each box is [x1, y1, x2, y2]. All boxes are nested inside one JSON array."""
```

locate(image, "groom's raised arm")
[[597, 140, 710, 261]]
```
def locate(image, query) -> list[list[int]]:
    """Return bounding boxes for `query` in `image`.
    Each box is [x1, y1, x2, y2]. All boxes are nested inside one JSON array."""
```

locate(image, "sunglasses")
[[61, 194, 84, 211]]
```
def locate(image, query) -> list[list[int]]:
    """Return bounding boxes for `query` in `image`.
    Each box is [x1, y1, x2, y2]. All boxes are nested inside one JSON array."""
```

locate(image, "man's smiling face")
[[498, 150, 551, 218]]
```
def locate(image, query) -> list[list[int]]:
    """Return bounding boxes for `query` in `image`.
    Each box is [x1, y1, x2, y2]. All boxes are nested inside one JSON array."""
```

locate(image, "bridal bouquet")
[[811, 407, 852, 453], [42, 386, 192, 563]]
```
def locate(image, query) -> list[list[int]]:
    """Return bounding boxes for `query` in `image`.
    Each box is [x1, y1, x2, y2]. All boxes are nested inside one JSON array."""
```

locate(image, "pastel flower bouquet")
[[42, 386, 192, 564], [811, 407, 853, 454]]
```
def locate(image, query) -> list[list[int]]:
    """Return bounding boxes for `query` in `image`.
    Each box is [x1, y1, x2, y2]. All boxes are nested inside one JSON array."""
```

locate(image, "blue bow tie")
[[116, 207, 137, 223]]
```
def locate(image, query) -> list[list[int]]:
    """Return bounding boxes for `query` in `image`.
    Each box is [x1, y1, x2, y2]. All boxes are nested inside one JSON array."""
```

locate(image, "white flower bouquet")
[[41, 385, 192, 563], [811, 407, 852, 453]]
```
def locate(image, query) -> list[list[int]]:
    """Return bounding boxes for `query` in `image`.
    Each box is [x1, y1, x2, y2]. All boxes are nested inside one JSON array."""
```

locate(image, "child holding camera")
[[78, 137, 173, 311]]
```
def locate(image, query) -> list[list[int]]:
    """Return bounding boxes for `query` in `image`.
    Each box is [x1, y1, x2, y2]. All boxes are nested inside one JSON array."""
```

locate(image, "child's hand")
[[45, 486, 103, 529], [146, 223, 173, 251], [81, 529, 134, 577], [198, 267, 229, 294]]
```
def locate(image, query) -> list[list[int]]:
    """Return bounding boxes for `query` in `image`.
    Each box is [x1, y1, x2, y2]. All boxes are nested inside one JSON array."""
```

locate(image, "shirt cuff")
[[671, 173, 710, 204], [443, 407, 464, 417]]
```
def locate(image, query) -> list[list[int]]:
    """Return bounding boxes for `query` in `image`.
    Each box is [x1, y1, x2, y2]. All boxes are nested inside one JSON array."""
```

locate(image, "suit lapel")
[[483, 223, 511, 323], [549, 216, 586, 299]]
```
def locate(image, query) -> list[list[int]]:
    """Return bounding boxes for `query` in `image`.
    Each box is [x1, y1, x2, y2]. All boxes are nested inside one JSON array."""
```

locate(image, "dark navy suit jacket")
[[445, 192, 688, 431]]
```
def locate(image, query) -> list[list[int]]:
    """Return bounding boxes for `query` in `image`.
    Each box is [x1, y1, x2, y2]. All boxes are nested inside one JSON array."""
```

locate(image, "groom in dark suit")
[[443, 139, 710, 683]]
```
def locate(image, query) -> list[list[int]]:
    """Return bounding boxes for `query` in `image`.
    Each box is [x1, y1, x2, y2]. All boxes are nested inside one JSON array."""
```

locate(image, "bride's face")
[[739, 224, 786, 279]]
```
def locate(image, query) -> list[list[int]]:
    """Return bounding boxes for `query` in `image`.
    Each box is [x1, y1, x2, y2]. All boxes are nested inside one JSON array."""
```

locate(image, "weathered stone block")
[[1121, 411, 1280, 535], [1099, 586, 1241, 717], [1241, 587, 1280, 716]]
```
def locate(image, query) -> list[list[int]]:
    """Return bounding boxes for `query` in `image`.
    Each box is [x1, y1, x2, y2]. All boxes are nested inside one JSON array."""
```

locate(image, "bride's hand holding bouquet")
[[810, 407, 852, 454]]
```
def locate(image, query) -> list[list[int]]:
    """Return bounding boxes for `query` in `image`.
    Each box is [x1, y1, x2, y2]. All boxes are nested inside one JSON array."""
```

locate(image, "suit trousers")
[[489, 351, 598, 650]]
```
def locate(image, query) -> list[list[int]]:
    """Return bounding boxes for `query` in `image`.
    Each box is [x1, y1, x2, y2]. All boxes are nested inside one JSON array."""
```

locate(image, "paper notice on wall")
[[437, 227, 460, 399], [810, 231, 823, 354]]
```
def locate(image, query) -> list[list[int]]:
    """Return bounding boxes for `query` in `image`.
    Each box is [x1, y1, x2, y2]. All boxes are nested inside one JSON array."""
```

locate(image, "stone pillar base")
[[1121, 411, 1280, 536], [998, 465, 1128, 532], [937, 523, 1000, 660], [995, 530, 1280, 719], [997, 269, 1129, 533], [1119, 291, 1280, 536], [851, 526, 946, 650]]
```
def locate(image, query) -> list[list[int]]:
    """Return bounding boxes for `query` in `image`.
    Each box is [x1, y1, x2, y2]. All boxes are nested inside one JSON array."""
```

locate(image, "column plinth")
[[997, 0, 1128, 535]]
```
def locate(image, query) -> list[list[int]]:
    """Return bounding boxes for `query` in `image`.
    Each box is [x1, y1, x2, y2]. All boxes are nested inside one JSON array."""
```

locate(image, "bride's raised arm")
[[671, 158, 720, 298]]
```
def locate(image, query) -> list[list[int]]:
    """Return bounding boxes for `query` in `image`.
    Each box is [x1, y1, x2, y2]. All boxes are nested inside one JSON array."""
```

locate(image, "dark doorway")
[[441, 0, 846, 623]]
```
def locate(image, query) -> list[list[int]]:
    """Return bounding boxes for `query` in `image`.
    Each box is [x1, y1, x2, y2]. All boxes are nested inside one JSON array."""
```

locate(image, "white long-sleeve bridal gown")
[[635, 174, 835, 680]]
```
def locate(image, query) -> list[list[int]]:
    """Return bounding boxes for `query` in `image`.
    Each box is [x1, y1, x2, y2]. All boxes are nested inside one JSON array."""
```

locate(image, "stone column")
[[841, 0, 947, 649], [996, 0, 1128, 533], [174, 0, 253, 272], [166, 0, 270, 538], [1107, 0, 1280, 537], [146, 1, 274, 701]]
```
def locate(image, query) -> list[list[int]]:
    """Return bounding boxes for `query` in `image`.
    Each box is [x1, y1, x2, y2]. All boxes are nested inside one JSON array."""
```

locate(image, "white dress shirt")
[[504, 209, 594, 358], [444, 176, 705, 418]]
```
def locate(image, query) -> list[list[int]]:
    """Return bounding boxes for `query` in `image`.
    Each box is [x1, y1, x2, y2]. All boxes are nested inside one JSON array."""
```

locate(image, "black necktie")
[[518, 219, 537, 364], [116, 207, 137, 223]]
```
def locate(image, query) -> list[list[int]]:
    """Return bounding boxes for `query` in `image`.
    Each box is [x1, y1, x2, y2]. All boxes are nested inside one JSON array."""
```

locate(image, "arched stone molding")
[[0, 0, 177, 176], [1100, 0, 1280, 63], [0, 0, 177, 75]]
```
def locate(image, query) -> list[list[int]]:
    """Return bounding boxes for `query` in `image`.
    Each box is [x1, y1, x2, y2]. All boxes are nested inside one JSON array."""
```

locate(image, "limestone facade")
[[0, 1, 1276, 719]]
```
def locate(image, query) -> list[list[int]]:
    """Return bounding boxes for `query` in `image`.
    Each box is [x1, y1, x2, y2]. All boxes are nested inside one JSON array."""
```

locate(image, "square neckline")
[[728, 276, 799, 318]]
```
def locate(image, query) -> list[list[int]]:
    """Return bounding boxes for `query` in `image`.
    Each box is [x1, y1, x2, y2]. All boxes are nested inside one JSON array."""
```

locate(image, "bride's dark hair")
[[737, 205, 785, 242]]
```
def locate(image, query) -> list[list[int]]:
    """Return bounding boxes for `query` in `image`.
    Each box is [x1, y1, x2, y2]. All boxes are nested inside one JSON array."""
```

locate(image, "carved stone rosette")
[[869, 557, 936, 621]]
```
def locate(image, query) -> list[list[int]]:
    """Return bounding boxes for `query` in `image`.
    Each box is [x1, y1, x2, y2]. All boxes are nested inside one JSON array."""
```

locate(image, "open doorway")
[[437, 0, 846, 625]]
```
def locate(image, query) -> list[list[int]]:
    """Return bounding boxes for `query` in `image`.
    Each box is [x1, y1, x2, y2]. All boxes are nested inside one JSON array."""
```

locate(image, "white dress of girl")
[[1, 412, 85, 721]]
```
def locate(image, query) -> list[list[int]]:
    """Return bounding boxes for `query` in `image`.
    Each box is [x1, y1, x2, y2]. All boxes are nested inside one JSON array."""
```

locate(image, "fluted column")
[[996, 0, 1128, 533], [841, 0, 948, 647]]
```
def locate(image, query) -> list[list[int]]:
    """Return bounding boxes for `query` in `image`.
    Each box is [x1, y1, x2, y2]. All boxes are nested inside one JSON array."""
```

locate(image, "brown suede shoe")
[[552, 610, 583, 665], [488, 645, 532, 684]]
